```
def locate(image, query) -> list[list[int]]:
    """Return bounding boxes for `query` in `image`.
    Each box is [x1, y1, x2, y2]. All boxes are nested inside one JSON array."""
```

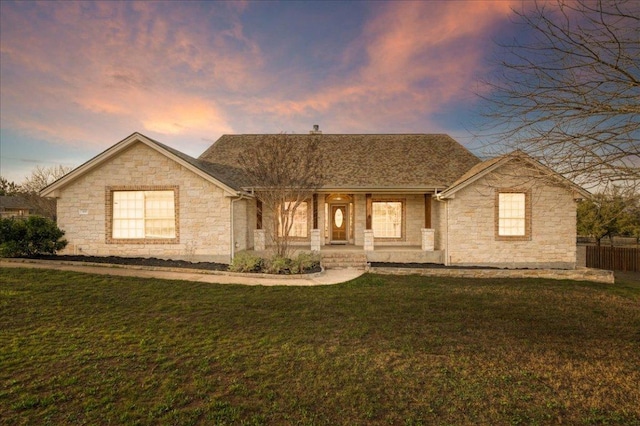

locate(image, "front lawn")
[[1, 268, 639, 425]]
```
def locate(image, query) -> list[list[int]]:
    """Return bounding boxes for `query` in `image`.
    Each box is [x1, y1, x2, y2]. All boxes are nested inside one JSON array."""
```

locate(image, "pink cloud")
[[244, 1, 516, 132], [0, 1, 257, 149]]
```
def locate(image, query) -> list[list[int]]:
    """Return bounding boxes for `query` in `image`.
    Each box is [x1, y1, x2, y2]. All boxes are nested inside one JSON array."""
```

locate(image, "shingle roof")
[[198, 134, 480, 191], [142, 136, 247, 190], [0, 195, 32, 210]]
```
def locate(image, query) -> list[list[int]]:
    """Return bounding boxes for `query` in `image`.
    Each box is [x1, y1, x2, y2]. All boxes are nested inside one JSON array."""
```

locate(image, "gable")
[[198, 134, 481, 191], [437, 151, 590, 200], [41, 133, 243, 198]]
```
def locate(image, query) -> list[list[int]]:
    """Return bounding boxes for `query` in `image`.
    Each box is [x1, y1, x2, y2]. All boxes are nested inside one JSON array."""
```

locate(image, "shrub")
[[293, 252, 321, 273], [229, 252, 263, 273], [0, 216, 68, 257], [264, 255, 292, 274], [229, 252, 320, 274]]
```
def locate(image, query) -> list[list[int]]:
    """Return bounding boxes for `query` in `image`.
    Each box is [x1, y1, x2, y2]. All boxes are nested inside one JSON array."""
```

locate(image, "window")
[[372, 201, 403, 238], [496, 191, 530, 239], [279, 201, 308, 238], [112, 190, 176, 239]]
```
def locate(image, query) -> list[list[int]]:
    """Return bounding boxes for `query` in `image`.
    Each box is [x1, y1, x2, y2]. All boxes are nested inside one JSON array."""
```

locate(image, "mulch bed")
[[26, 257, 498, 273], [30, 254, 230, 271], [28, 254, 322, 274]]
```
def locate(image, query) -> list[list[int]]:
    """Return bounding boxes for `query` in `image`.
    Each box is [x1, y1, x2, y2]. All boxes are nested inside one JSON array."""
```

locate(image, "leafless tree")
[[480, 0, 639, 193], [238, 133, 324, 258], [23, 165, 73, 219]]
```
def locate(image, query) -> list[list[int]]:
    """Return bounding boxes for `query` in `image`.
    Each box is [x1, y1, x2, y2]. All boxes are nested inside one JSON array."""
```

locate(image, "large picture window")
[[496, 191, 530, 240], [279, 201, 308, 238], [112, 190, 176, 239], [372, 201, 403, 238]]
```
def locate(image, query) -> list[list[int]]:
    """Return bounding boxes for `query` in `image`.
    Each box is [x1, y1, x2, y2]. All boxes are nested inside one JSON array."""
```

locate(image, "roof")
[[438, 150, 591, 199], [0, 195, 32, 210], [199, 134, 481, 192], [41, 133, 245, 198]]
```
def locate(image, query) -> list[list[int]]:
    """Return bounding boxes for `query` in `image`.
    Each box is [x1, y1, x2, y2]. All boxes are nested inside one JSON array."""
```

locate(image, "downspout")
[[435, 190, 449, 266]]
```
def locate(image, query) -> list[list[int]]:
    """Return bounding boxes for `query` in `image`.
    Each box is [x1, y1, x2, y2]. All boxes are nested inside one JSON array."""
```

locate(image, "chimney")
[[309, 124, 322, 135]]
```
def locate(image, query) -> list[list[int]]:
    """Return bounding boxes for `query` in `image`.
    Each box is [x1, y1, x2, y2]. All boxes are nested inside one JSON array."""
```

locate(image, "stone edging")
[[0, 258, 326, 280], [368, 266, 615, 284]]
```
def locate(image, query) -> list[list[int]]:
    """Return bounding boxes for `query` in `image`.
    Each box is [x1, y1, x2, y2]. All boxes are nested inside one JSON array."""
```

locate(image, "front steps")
[[321, 252, 368, 270]]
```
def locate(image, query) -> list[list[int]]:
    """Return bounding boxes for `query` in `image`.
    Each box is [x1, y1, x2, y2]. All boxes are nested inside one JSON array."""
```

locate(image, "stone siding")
[[444, 163, 578, 268], [56, 142, 235, 263]]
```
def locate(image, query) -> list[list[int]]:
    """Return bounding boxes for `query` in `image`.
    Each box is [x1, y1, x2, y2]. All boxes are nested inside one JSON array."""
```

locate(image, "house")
[[41, 130, 590, 268], [0, 196, 33, 218]]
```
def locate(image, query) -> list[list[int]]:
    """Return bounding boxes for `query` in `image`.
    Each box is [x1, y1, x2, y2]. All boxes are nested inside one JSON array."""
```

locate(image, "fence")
[[586, 246, 640, 272], [577, 236, 639, 246]]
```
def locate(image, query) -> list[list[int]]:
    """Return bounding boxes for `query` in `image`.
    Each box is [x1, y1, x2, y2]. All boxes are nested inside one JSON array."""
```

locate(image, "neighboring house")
[[41, 131, 590, 268], [0, 196, 33, 218]]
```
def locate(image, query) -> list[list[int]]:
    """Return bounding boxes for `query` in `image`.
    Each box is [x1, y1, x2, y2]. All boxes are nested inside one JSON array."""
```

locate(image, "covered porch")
[[250, 192, 442, 257]]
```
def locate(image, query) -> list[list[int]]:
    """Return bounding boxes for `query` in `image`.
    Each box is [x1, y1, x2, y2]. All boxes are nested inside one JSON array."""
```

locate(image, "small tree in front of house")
[[239, 133, 324, 259]]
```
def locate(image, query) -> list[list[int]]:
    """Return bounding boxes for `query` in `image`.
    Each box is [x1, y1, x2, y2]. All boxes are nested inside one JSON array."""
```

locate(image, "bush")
[[229, 251, 264, 273], [293, 252, 321, 273], [229, 252, 320, 274], [264, 255, 292, 274], [0, 216, 68, 257]]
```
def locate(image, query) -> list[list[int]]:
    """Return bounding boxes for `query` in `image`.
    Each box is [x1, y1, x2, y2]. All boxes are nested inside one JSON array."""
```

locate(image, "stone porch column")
[[310, 229, 321, 252], [254, 229, 266, 252], [364, 230, 374, 251], [422, 228, 435, 251]]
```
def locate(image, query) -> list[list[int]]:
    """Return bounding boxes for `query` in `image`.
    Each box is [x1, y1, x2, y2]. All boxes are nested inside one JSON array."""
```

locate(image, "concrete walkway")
[[0, 259, 365, 286]]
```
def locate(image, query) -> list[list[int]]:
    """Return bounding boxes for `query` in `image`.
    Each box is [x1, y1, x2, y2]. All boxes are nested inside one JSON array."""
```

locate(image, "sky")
[[0, 0, 525, 183]]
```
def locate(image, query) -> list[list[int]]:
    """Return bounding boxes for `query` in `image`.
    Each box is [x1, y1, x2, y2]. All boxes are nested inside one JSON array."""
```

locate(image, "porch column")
[[424, 194, 432, 228], [256, 199, 263, 230], [365, 193, 372, 230], [365, 193, 374, 251], [254, 229, 266, 252], [312, 194, 318, 229], [310, 229, 321, 252], [421, 228, 435, 251], [364, 230, 375, 251]]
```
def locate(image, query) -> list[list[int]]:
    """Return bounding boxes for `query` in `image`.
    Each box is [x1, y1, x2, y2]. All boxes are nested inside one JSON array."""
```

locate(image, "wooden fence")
[[586, 246, 640, 272]]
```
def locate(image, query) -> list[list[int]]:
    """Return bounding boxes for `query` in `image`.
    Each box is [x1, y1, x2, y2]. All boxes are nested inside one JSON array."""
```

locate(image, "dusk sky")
[[0, 0, 526, 183]]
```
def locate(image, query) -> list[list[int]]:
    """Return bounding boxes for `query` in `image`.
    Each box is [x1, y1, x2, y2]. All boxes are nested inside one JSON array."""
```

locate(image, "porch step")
[[321, 252, 368, 270]]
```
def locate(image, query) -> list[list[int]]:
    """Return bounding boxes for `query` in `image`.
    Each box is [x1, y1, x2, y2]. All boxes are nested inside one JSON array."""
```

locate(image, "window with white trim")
[[497, 192, 528, 237], [279, 201, 308, 238], [372, 201, 403, 238], [112, 190, 176, 239]]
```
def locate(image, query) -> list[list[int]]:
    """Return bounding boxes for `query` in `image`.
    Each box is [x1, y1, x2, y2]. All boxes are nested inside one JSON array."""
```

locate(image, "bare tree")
[[22, 165, 72, 193], [480, 0, 639, 192], [238, 133, 324, 258], [22, 165, 73, 219]]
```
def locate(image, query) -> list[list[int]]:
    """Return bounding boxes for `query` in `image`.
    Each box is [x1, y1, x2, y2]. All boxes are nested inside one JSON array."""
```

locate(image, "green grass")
[[1, 268, 639, 425]]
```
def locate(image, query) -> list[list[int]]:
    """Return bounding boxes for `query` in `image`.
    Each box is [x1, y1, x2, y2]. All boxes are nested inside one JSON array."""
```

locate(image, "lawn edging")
[[0, 257, 326, 280], [368, 266, 615, 284]]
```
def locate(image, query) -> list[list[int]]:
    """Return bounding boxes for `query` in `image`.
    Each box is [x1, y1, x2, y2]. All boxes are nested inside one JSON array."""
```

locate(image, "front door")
[[331, 204, 347, 243]]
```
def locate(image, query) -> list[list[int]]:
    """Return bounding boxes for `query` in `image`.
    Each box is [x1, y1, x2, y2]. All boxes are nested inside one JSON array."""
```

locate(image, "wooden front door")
[[331, 204, 347, 243]]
